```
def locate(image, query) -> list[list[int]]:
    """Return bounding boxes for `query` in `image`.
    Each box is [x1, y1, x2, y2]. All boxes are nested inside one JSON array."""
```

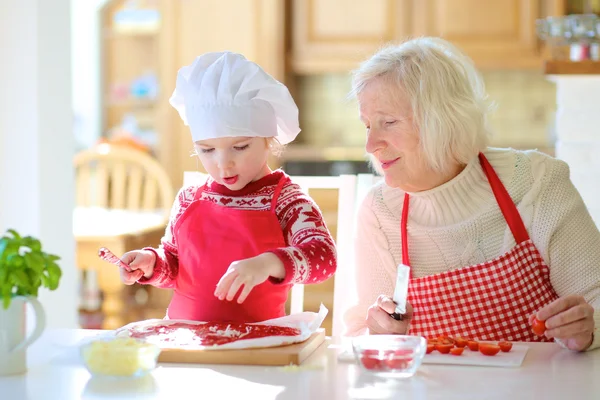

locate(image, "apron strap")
[[400, 152, 530, 267], [270, 176, 287, 213], [478, 153, 530, 243]]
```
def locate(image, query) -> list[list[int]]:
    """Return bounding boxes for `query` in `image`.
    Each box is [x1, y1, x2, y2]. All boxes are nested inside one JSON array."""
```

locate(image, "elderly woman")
[[343, 37, 599, 352]]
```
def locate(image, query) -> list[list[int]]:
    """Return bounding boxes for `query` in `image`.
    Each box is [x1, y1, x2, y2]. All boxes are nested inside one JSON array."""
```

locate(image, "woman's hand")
[[366, 295, 413, 335], [214, 253, 285, 304], [532, 295, 595, 351], [119, 250, 157, 284]]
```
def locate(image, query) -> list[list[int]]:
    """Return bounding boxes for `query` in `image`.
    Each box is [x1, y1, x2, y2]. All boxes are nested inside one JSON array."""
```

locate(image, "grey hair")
[[351, 37, 494, 173]]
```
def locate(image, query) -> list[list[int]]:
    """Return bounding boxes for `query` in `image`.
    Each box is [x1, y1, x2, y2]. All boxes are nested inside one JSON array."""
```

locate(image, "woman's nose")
[[365, 129, 383, 154]]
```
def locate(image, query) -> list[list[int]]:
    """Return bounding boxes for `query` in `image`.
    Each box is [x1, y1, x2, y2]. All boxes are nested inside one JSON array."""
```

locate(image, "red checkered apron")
[[405, 153, 559, 341]]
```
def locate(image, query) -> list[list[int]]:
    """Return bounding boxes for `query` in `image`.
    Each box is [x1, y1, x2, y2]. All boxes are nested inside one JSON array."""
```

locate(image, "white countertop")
[[1, 329, 599, 400]]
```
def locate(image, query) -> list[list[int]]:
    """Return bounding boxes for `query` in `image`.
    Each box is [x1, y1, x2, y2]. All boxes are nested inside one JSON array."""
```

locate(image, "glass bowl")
[[351, 335, 426, 378], [80, 337, 161, 378]]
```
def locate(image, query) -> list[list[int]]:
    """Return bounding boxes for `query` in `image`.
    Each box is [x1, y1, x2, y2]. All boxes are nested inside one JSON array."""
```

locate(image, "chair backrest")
[[74, 143, 175, 220], [292, 174, 381, 336]]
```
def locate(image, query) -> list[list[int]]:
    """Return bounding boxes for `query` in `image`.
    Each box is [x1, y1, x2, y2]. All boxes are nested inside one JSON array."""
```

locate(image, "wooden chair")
[[74, 143, 175, 329], [75, 143, 174, 218], [292, 174, 380, 336]]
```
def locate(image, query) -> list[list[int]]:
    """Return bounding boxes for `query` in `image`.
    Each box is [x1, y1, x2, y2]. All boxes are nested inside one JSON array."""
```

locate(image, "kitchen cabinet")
[[412, 0, 564, 69], [290, 0, 566, 73], [290, 0, 413, 73]]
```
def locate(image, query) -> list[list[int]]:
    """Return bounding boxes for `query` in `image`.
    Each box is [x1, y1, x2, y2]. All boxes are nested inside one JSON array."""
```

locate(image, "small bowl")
[[351, 335, 426, 378], [80, 337, 161, 378]]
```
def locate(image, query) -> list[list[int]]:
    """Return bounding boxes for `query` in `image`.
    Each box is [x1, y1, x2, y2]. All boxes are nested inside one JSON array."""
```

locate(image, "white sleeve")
[[343, 188, 397, 336], [531, 156, 600, 351]]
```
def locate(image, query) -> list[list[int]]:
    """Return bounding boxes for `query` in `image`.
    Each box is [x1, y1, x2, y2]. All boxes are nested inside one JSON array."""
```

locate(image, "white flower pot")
[[0, 296, 46, 376]]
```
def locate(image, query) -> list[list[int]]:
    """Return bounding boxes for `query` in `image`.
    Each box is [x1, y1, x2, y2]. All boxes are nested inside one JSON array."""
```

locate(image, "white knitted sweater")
[[344, 148, 600, 351]]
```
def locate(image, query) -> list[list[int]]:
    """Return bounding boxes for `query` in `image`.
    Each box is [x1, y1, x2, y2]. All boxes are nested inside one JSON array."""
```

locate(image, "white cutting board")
[[337, 344, 528, 368], [423, 344, 529, 368]]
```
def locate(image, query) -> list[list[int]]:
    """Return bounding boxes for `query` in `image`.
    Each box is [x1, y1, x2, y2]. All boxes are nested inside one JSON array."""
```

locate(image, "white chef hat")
[[169, 51, 300, 145]]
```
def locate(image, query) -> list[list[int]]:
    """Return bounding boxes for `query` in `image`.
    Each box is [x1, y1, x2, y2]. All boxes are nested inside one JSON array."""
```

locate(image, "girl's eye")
[[200, 148, 214, 154], [234, 145, 249, 151]]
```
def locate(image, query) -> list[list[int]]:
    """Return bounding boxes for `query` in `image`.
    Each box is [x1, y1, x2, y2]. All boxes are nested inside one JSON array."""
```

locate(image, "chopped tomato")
[[427, 338, 438, 344], [437, 336, 455, 345], [454, 337, 468, 348], [450, 347, 464, 356], [498, 341, 513, 352], [384, 350, 413, 370], [435, 343, 453, 354], [467, 340, 479, 351], [531, 317, 546, 336], [360, 350, 383, 370], [385, 358, 411, 370], [479, 343, 501, 356], [392, 349, 413, 357], [360, 356, 383, 370], [362, 349, 379, 356], [426, 344, 435, 354]]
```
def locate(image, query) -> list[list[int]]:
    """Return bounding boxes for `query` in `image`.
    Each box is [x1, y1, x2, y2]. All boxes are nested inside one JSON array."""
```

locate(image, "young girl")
[[114, 51, 337, 323]]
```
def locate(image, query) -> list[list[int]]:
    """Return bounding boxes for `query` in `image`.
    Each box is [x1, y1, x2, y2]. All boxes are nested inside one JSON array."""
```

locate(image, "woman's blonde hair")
[[351, 37, 494, 172]]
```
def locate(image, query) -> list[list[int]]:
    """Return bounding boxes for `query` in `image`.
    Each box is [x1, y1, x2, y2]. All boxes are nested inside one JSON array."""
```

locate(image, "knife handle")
[[390, 312, 403, 321]]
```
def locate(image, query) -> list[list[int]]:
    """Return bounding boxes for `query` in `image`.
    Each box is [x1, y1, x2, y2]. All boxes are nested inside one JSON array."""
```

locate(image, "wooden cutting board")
[[158, 329, 326, 366]]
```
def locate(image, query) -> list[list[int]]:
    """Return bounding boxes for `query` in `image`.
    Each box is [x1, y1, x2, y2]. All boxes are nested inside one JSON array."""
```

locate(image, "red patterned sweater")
[[139, 170, 337, 288]]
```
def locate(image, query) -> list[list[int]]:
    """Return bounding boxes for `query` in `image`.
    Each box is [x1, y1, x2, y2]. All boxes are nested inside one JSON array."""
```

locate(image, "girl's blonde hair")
[[266, 137, 285, 157], [351, 37, 494, 173]]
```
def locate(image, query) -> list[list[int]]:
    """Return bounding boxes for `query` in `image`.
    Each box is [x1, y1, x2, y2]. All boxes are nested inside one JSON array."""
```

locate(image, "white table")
[[1, 329, 599, 400]]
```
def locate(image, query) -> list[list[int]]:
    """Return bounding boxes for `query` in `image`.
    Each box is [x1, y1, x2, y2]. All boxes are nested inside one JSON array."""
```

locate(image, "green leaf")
[[0, 229, 63, 301], [24, 252, 44, 273], [21, 236, 41, 252], [0, 268, 7, 287], [46, 263, 62, 291], [0, 238, 9, 257], [45, 254, 61, 262], [26, 268, 41, 289], [13, 269, 30, 288], [2, 286, 12, 310], [7, 229, 21, 240], [7, 254, 24, 268]]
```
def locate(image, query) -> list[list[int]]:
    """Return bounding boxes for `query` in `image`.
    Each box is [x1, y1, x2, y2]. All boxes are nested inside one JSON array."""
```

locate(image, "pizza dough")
[[108, 304, 329, 351]]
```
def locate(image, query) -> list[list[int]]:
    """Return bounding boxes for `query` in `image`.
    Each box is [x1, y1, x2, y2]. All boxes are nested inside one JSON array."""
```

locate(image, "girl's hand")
[[214, 253, 285, 304], [118, 250, 156, 285], [366, 295, 413, 335], [532, 295, 595, 351]]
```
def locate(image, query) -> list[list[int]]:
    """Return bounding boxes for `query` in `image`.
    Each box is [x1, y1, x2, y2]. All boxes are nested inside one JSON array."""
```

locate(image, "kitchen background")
[[66, 0, 599, 333]]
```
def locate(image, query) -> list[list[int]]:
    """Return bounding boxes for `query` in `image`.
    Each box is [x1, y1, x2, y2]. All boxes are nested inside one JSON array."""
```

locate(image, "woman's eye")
[[385, 120, 397, 126], [200, 148, 214, 154], [234, 145, 249, 151]]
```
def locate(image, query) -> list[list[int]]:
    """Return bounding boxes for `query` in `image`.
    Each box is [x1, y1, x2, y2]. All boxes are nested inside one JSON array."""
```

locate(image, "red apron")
[[166, 176, 290, 323], [405, 153, 559, 341]]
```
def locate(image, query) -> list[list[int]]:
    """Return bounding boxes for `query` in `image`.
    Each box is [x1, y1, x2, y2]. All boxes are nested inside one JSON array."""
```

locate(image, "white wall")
[[0, 0, 77, 328], [552, 76, 600, 228], [71, 0, 108, 149]]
